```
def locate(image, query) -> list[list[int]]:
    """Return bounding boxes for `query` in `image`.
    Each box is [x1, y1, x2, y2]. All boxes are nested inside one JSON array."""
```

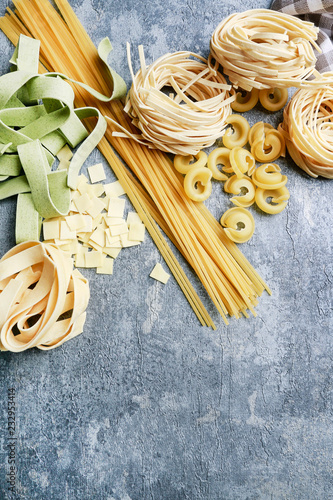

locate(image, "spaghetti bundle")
[[113, 48, 234, 155], [279, 72, 333, 179], [210, 9, 321, 90], [0, 0, 271, 327]]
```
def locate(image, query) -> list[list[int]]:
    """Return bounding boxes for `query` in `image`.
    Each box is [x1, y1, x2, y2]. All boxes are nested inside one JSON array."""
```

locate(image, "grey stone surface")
[[0, 0, 333, 499]]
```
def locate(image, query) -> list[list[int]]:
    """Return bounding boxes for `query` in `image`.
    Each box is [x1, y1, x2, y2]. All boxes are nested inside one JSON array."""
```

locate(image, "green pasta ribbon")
[[0, 33, 127, 243]]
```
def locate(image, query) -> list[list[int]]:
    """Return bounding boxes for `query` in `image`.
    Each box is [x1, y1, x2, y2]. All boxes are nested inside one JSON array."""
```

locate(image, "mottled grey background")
[[0, 0, 333, 499]]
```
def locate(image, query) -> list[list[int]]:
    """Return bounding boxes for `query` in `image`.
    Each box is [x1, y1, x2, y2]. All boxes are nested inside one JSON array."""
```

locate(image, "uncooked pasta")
[[111, 47, 234, 155], [279, 72, 333, 179], [210, 9, 321, 90]]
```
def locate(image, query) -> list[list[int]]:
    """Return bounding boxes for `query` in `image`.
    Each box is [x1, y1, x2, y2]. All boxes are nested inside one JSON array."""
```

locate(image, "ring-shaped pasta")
[[184, 166, 212, 202], [265, 129, 286, 157], [231, 88, 259, 112], [224, 175, 256, 207], [229, 147, 256, 178], [207, 148, 229, 180], [251, 131, 284, 163], [223, 115, 250, 149], [259, 88, 289, 112], [220, 207, 255, 243], [249, 122, 274, 146], [174, 151, 207, 175], [255, 186, 290, 214], [252, 163, 287, 190]]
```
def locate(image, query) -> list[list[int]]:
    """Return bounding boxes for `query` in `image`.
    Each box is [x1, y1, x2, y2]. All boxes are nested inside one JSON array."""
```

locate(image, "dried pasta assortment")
[[4, 0, 329, 346], [0, 241, 90, 352], [111, 48, 235, 155], [279, 72, 333, 179], [210, 9, 321, 91]]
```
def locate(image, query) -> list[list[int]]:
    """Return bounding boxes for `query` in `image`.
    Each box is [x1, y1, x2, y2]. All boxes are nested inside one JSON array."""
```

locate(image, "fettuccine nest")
[[279, 72, 333, 179], [114, 47, 235, 155], [210, 9, 321, 90]]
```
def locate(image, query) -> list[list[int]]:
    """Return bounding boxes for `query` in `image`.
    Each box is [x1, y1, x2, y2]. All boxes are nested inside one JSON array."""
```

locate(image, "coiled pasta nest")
[[279, 72, 333, 179], [210, 9, 320, 90], [117, 46, 234, 155]]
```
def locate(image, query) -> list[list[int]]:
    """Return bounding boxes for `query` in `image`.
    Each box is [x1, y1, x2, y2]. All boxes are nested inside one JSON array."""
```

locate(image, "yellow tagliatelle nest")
[[279, 72, 333, 179], [114, 46, 234, 155], [0, 241, 90, 352], [210, 9, 321, 91]]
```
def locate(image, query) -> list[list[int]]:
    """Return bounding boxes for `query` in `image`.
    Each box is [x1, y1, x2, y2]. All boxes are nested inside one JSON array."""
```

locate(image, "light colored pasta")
[[183, 166, 212, 202], [112, 48, 234, 155], [230, 147, 256, 178], [0, 241, 89, 352], [255, 186, 290, 214], [223, 115, 250, 149], [224, 175, 256, 207], [279, 72, 333, 178], [174, 151, 207, 175], [259, 88, 289, 112], [207, 147, 231, 178], [210, 9, 321, 90], [231, 88, 259, 112], [251, 128, 285, 162], [252, 163, 287, 190], [220, 207, 255, 243]]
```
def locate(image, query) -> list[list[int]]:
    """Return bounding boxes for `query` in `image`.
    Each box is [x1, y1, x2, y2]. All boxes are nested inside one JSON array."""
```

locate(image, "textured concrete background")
[[1, 0, 333, 499]]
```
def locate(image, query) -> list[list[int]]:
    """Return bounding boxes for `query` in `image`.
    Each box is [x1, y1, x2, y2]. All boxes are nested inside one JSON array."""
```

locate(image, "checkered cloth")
[[271, 0, 333, 72]]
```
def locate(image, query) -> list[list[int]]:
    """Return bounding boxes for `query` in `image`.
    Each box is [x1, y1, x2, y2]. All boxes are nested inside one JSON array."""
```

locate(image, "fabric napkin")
[[271, 0, 333, 72]]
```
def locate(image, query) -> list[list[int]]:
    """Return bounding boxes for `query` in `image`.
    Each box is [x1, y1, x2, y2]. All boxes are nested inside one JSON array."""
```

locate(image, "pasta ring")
[[174, 151, 207, 175], [229, 147, 256, 178], [255, 186, 290, 214], [249, 122, 274, 146], [231, 88, 259, 112], [207, 148, 230, 180], [259, 88, 289, 112], [224, 175, 256, 207], [251, 129, 284, 163], [220, 207, 255, 243], [252, 163, 287, 190], [223, 115, 250, 149], [184, 166, 212, 202]]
